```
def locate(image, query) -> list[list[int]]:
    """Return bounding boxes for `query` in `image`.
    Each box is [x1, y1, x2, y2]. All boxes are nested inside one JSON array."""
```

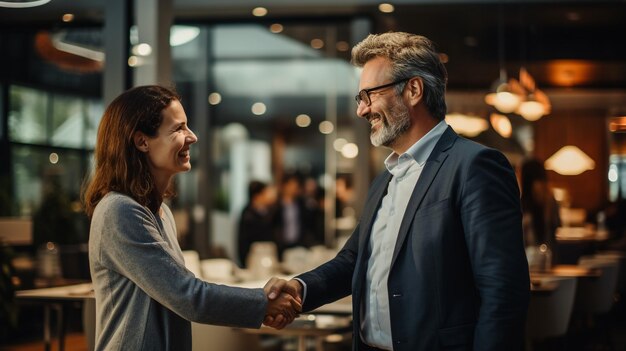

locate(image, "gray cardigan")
[[89, 192, 267, 350]]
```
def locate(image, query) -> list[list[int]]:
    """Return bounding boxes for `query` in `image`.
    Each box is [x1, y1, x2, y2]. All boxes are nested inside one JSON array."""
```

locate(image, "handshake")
[[262, 277, 304, 329]]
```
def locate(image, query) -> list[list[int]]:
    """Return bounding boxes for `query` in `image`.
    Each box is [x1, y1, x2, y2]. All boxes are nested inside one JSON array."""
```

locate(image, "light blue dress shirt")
[[361, 120, 447, 350]]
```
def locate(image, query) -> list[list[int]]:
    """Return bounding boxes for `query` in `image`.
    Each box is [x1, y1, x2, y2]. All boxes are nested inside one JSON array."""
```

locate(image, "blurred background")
[[1, 0, 626, 350]]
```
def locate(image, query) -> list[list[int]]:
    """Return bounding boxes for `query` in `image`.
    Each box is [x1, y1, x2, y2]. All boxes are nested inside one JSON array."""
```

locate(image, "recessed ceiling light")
[[252, 7, 268, 17], [62, 13, 74, 23], [270, 23, 283, 33], [310, 39, 324, 49], [295, 114, 311, 127], [378, 3, 395, 13], [251, 102, 267, 115], [208, 92, 222, 105], [319, 121, 334, 134], [336, 41, 350, 52]]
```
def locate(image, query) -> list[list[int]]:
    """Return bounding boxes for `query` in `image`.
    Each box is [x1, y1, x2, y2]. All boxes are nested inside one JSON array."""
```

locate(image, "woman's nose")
[[186, 129, 198, 144]]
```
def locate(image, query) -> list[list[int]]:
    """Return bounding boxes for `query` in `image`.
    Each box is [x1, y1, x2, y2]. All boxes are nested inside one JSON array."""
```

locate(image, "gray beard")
[[370, 103, 411, 148]]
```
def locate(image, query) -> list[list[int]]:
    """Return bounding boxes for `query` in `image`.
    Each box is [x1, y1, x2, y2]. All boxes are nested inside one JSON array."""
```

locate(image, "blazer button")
[[392, 293, 402, 298]]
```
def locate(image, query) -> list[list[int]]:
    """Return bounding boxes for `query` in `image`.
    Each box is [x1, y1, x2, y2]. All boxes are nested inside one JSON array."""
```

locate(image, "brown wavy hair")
[[83, 85, 180, 217]]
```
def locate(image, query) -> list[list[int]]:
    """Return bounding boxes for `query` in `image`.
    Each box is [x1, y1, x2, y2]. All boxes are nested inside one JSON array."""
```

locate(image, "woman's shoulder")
[[94, 192, 148, 219]]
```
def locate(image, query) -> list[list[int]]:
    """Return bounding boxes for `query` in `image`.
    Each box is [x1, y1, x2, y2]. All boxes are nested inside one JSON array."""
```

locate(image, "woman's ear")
[[133, 131, 149, 153], [406, 77, 424, 107]]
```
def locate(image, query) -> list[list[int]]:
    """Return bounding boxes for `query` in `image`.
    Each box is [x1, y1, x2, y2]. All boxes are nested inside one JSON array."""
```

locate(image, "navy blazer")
[[297, 127, 530, 351]]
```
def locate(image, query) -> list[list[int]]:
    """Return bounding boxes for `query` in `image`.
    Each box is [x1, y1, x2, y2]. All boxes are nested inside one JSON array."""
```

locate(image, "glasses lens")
[[358, 90, 369, 106]]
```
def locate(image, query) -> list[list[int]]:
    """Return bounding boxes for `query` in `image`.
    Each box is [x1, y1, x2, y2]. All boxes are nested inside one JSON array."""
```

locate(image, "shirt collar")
[[384, 120, 448, 172]]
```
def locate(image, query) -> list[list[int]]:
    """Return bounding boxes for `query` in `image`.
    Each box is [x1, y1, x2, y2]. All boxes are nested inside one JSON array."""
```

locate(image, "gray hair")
[[351, 32, 448, 120]]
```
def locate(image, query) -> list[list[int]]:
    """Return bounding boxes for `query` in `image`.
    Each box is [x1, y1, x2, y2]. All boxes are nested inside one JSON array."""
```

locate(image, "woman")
[[83, 86, 299, 350]]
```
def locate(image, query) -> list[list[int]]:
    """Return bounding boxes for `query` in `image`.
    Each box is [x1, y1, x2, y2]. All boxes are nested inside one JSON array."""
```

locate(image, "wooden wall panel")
[[533, 109, 609, 213]]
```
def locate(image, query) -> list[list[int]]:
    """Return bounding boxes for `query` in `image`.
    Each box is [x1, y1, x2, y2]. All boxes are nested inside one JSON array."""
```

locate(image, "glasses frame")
[[354, 78, 409, 106]]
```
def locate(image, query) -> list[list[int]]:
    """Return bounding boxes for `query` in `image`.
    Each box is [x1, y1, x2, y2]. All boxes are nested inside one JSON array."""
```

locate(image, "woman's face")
[[144, 100, 197, 180]]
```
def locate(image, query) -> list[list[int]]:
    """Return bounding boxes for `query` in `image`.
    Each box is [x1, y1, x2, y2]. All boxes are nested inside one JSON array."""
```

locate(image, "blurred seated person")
[[521, 158, 561, 266], [237, 181, 277, 268]]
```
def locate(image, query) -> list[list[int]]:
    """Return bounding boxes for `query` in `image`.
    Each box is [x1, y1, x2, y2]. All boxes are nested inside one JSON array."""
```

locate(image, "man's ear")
[[133, 131, 149, 153], [406, 77, 424, 107]]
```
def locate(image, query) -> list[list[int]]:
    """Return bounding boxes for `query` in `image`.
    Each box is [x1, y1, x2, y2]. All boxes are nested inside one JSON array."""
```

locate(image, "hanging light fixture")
[[516, 67, 551, 121], [446, 113, 489, 137], [544, 145, 595, 176], [490, 113, 512, 138], [485, 3, 522, 114]]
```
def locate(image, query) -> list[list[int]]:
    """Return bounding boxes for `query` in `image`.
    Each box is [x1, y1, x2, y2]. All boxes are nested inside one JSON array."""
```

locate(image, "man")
[[265, 32, 529, 350]]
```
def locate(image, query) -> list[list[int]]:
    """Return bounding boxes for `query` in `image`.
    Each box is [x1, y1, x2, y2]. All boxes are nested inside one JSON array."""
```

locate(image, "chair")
[[572, 257, 619, 349], [575, 257, 619, 315], [526, 277, 577, 345]]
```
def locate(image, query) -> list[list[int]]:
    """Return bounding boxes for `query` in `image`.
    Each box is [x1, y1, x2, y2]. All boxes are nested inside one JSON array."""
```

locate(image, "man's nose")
[[356, 100, 370, 118]]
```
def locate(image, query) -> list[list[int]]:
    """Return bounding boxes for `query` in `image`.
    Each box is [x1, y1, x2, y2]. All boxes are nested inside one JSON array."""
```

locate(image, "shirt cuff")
[[293, 277, 307, 304]]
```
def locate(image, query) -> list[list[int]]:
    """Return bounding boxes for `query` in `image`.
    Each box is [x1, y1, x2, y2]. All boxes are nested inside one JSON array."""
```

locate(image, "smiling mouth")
[[368, 115, 382, 129], [178, 150, 190, 157]]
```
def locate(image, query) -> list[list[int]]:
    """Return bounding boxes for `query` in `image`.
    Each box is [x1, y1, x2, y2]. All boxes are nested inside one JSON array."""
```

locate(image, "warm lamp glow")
[[490, 113, 512, 138], [544, 146, 595, 176], [517, 100, 545, 121], [485, 91, 521, 114], [446, 113, 488, 137]]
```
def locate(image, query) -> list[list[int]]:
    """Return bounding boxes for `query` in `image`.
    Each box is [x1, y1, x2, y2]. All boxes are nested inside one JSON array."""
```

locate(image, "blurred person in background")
[[275, 174, 308, 257], [237, 180, 277, 267], [83, 85, 300, 350], [521, 158, 561, 265]]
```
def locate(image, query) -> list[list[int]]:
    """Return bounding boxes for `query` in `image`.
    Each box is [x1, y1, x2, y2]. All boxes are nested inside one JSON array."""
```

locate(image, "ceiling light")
[[0, 0, 51, 8], [336, 41, 350, 52], [484, 80, 522, 113], [319, 121, 334, 134], [445, 113, 488, 137], [341, 143, 359, 158], [132, 43, 152, 56], [208, 92, 222, 105], [295, 114, 311, 127], [62, 13, 74, 22], [252, 7, 268, 17], [490, 113, 512, 138], [269, 24, 283, 33], [378, 3, 395, 13], [517, 99, 545, 121], [310, 39, 324, 49], [544, 145, 595, 176], [49, 153, 59, 164], [128, 56, 143, 67], [251, 102, 266, 115], [333, 138, 348, 151], [516, 68, 550, 121]]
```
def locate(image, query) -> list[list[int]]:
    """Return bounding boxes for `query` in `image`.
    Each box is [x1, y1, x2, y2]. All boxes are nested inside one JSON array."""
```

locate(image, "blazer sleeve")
[[459, 148, 530, 350], [296, 222, 359, 312]]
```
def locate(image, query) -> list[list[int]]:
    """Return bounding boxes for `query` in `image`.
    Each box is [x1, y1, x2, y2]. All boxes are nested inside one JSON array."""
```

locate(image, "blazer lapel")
[[353, 172, 392, 299], [390, 127, 457, 268]]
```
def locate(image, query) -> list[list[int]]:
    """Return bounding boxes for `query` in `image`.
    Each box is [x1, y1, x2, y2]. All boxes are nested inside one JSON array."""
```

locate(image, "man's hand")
[[263, 277, 303, 329]]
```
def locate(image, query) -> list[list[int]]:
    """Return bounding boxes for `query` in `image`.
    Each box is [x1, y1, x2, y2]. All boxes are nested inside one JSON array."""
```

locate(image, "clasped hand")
[[263, 277, 304, 329]]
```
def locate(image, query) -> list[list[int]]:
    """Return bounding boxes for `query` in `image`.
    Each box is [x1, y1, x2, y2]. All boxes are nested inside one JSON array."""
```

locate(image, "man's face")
[[356, 57, 411, 148]]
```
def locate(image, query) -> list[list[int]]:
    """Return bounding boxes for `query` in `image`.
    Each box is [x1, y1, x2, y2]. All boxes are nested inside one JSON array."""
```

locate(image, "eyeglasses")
[[354, 79, 409, 106]]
